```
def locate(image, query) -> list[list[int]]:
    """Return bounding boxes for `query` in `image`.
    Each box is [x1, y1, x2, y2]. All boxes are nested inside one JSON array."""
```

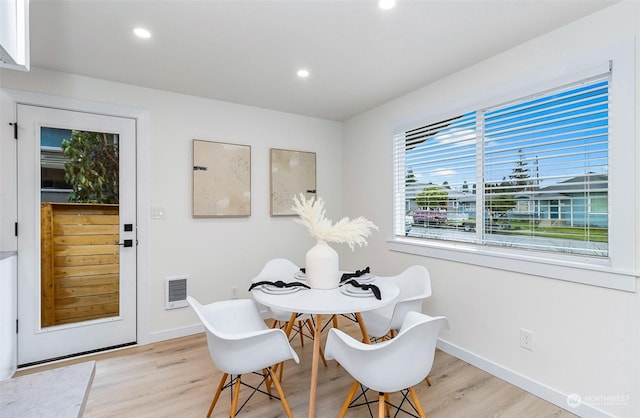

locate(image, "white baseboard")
[[146, 323, 203, 344], [436, 339, 615, 418]]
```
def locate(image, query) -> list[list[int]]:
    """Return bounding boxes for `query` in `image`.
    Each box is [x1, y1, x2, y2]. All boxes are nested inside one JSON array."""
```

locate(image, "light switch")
[[151, 206, 166, 219]]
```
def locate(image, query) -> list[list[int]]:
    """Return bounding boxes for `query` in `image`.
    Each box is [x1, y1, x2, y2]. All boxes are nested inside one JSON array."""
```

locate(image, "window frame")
[[389, 41, 637, 292]]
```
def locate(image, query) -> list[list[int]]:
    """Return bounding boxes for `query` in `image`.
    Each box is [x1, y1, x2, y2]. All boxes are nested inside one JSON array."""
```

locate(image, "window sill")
[[388, 237, 636, 292]]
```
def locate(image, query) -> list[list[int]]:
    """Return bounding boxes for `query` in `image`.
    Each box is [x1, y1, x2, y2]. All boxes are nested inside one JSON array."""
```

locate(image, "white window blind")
[[395, 73, 610, 258]]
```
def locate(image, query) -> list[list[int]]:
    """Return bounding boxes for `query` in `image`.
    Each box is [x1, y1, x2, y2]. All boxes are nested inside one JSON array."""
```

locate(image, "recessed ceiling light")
[[297, 69, 310, 78], [378, 0, 396, 10], [133, 27, 151, 39]]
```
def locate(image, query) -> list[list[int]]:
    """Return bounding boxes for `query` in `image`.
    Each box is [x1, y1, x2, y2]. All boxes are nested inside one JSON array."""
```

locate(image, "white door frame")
[[5, 89, 150, 347]]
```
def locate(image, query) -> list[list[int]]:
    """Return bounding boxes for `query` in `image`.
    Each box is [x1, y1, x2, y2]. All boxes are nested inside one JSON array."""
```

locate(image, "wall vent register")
[[165, 276, 189, 309]]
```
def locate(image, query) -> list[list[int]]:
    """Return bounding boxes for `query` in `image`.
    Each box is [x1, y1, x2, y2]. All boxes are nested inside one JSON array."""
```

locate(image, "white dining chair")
[[325, 312, 448, 418], [252, 258, 327, 363], [359, 265, 432, 340], [187, 296, 299, 418], [360, 265, 434, 386]]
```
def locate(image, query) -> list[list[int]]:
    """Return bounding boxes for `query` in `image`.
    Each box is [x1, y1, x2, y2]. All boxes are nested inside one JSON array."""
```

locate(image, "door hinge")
[[9, 122, 17, 139], [14, 222, 18, 236], [16, 319, 18, 334]]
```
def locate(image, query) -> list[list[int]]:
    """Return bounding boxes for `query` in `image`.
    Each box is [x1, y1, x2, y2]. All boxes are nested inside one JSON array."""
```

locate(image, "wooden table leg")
[[308, 313, 322, 418], [283, 312, 298, 337], [354, 312, 371, 344]]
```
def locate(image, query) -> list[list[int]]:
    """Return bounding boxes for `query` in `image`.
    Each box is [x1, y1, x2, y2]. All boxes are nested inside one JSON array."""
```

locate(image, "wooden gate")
[[40, 203, 120, 327]]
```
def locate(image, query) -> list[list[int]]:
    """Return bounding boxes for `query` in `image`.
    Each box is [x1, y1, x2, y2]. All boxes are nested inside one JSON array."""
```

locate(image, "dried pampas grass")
[[291, 193, 378, 251]]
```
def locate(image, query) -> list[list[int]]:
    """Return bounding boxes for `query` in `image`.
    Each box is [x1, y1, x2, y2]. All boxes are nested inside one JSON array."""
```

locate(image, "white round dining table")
[[252, 278, 399, 418], [252, 279, 399, 315]]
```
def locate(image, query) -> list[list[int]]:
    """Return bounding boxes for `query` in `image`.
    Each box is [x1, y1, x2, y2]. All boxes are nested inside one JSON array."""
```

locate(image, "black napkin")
[[341, 279, 381, 300], [248, 280, 310, 292], [340, 266, 371, 283]]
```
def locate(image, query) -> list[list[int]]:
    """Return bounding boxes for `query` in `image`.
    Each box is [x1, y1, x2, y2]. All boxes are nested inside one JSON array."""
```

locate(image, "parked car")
[[413, 209, 448, 225]]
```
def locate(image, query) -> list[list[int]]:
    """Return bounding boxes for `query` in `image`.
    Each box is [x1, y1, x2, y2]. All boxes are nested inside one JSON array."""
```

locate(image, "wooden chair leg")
[[425, 375, 432, 386], [230, 375, 241, 418], [262, 368, 273, 397], [408, 386, 426, 418], [384, 393, 391, 417], [279, 360, 284, 382], [333, 315, 339, 328], [298, 320, 305, 346], [306, 318, 316, 340], [206, 372, 228, 418], [378, 393, 386, 418], [271, 312, 296, 383], [338, 380, 360, 418], [269, 367, 294, 418]]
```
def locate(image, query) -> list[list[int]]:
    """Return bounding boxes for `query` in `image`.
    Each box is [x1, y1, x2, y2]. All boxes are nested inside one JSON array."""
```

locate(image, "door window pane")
[[40, 127, 121, 327]]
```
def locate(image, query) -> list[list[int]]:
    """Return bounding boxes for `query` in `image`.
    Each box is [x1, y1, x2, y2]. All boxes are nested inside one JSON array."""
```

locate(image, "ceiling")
[[29, 0, 618, 121]]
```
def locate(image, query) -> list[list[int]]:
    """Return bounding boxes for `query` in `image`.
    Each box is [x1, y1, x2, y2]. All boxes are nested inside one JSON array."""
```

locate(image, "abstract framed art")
[[193, 139, 251, 217], [270, 148, 316, 216]]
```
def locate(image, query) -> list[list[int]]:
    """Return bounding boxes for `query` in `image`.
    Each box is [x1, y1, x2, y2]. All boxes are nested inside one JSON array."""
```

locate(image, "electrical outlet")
[[520, 328, 534, 351], [231, 286, 238, 299]]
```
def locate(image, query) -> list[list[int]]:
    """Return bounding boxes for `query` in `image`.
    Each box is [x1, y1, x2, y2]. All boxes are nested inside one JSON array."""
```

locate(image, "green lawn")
[[459, 219, 609, 243]]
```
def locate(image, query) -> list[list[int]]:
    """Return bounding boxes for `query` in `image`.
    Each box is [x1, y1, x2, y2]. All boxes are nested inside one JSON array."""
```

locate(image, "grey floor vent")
[[166, 275, 189, 309]]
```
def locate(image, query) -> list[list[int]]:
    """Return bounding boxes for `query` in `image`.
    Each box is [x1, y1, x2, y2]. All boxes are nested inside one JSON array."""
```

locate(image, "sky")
[[406, 77, 609, 194]]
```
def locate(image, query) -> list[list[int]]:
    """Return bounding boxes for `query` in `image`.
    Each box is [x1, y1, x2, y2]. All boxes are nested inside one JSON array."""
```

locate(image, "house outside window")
[[41, 127, 73, 202]]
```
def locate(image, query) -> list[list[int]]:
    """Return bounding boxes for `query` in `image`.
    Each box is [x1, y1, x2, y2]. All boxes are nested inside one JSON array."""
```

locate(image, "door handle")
[[116, 239, 134, 247]]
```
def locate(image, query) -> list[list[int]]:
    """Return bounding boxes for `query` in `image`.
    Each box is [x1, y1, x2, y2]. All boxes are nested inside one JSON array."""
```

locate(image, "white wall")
[[0, 67, 343, 339], [341, 2, 639, 418]]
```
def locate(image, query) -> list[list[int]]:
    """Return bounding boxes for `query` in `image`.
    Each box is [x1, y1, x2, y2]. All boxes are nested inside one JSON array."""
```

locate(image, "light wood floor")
[[16, 318, 576, 418]]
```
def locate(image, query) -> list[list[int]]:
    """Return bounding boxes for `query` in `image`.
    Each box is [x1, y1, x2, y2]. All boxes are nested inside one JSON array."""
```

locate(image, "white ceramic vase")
[[305, 240, 340, 289]]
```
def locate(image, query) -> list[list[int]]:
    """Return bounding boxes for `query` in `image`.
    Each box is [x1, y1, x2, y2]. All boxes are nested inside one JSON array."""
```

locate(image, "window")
[[41, 127, 73, 202], [391, 44, 636, 292], [395, 75, 610, 257], [40, 127, 120, 203]]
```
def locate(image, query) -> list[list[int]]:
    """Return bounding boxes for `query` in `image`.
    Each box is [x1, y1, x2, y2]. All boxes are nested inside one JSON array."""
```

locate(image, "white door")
[[17, 104, 137, 366]]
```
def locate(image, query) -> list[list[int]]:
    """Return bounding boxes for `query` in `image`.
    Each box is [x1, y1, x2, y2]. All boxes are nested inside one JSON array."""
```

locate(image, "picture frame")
[[193, 139, 251, 217], [270, 148, 316, 216]]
